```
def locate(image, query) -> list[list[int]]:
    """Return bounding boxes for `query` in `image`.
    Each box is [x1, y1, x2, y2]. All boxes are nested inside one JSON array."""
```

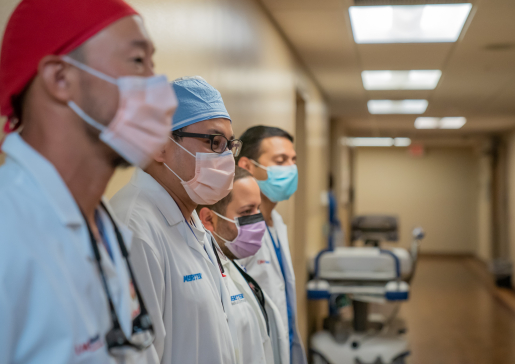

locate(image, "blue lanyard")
[[267, 226, 286, 278]]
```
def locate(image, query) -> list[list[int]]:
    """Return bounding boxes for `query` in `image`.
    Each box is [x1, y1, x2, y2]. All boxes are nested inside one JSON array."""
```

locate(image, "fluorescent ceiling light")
[[415, 117, 466, 129], [345, 137, 411, 147], [440, 117, 467, 129], [362, 70, 442, 90], [415, 117, 440, 129], [394, 138, 412, 147], [368, 100, 428, 114], [349, 4, 472, 43]]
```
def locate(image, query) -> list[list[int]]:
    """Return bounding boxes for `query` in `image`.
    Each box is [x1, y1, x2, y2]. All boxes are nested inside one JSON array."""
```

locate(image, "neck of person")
[[21, 119, 116, 230], [213, 235, 236, 261], [149, 164, 197, 222], [260, 193, 277, 227]]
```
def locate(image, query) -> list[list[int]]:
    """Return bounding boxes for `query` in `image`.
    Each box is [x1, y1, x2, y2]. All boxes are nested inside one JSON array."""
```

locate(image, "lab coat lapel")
[[208, 236, 242, 364], [135, 169, 212, 263]]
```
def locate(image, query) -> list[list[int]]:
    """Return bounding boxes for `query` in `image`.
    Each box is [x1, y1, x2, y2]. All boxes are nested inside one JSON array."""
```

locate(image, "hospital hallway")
[[4, 0, 515, 363], [403, 257, 515, 364]]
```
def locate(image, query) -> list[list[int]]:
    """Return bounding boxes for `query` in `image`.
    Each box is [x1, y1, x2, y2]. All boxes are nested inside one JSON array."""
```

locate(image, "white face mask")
[[164, 137, 235, 205], [62, 55, 177, 169]]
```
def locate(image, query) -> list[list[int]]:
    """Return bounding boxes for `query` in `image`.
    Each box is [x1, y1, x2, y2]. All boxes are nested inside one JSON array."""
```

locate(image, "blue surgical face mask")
[[251, 160, 298, 202]]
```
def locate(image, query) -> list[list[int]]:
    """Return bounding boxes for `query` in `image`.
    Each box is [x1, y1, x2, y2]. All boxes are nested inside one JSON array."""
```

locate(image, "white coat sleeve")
[[0, 270, 13, 364], [129, 237, 167, 363]]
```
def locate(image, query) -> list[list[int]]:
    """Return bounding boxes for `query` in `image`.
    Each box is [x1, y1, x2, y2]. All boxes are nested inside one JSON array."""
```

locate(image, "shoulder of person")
[[271, 209, 284, 224]]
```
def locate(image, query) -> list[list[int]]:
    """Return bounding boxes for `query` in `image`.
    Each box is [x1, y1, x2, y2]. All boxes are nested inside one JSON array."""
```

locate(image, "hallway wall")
[[354, 147, 479, 254], [0, 0, 330, 345], [477, 151, 493, 262], [506, 132, 515, 282]]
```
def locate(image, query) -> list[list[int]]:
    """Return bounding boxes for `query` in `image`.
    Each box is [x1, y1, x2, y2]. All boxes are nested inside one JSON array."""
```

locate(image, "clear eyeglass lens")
[[231, 140, 242, 157], [212, 135, 228, 153]]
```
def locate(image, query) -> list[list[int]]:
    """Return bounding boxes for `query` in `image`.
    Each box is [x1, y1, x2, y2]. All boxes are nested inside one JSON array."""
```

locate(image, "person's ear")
[[238, 156, 255, 174], [199, 207, 216, 233], [153, 142, 169, 163], [38, 55, 76, 104]]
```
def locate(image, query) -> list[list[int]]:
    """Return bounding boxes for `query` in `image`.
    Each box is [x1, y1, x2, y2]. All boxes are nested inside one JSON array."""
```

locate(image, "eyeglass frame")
[[82, 202, 155, 354], [172, 130, 243, 157]]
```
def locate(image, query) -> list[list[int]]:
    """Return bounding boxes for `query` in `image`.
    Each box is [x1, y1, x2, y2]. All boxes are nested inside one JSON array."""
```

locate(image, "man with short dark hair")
[[0, 0, 177, 363], [236, 126, 307, 364]]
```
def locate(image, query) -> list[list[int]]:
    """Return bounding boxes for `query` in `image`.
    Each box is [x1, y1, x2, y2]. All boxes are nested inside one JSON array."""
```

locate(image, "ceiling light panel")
[[414, 117, 466, 129], [368, 100, 428, 114], [349, 4, 473, 43], [440, 117, 467, 129], [362, 70, 442, 90], [345, 137, 412, 147], [414, 117, 440, 129]]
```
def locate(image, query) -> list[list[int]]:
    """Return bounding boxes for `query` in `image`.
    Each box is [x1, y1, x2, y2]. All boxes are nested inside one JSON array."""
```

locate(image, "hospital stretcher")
[[307, 215, 423, 364]]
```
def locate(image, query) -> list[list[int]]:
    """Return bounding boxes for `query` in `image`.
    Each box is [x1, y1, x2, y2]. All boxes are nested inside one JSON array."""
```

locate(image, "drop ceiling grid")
[[260, 0, 515, 135]]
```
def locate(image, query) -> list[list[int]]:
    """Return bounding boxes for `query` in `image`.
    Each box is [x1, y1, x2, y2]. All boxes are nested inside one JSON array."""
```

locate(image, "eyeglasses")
[[83, 203, 155, 355], [172, 131, 243, 157]]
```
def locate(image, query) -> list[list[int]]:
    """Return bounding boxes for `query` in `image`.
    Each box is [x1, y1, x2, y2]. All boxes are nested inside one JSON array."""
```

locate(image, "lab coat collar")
[[2, 133, 83, 227], [131, 168, 183, 227], [102, 197, 134, 252]]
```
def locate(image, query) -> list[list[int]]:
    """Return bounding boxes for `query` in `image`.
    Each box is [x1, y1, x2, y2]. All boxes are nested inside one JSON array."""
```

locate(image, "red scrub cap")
[[0, 0, 138, 126]]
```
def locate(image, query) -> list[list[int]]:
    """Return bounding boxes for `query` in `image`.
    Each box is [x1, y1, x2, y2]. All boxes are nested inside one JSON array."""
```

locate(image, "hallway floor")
[[402, 257, 515, 364]]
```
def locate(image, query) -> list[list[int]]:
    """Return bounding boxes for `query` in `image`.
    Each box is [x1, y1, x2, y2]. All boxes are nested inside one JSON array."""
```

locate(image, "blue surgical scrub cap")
[[171, 76, 231, 131]]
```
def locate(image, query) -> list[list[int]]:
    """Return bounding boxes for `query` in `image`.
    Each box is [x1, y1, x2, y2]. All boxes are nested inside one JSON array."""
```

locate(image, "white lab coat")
[[110, 168, 239, 364], [0, 133, 151, 364], [225, 254, 290, 364], [238, 210, 308, 364], [218, 248, 273, 364]]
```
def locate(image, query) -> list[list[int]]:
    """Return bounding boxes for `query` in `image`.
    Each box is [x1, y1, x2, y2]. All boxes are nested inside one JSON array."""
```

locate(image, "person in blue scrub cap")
[[235, 126, 308, 364], [110, 76, 244, 364]]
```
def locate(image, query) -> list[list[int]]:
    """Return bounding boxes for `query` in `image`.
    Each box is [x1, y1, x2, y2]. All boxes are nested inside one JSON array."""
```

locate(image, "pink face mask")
[[62, 55, 177, 169], [164, 137, 235, 205], [212, 211, 266, 259]]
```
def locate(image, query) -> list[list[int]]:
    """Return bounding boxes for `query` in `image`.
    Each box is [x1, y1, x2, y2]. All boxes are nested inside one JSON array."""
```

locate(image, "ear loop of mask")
[[61, 55, 117, 84], [211, 210, 236, 243], [251, 159, 268, 171], [212, 210, 236, 224], [163, 137, 196, 183], [61, 55, 118, 133]]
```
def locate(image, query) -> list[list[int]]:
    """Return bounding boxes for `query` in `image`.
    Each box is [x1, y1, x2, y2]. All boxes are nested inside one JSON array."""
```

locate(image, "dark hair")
[[171, 126, 185, 141], [196, 166, 253, 215], [235, 125, 293, 164]]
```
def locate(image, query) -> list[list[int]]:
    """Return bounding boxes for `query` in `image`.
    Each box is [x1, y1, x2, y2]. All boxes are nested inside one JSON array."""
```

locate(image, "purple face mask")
[[212, 211, 266, 259]]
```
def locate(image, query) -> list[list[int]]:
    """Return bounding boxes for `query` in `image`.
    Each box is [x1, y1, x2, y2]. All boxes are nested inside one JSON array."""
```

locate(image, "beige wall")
[[506, 132, 515, 276], [477, 152, 493, 262], [0, 0, 330, 345], [354, 147, 479, 254]]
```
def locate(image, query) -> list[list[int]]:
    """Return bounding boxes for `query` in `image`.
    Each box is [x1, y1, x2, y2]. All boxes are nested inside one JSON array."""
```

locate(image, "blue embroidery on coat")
[[183, 273, 202, 282]]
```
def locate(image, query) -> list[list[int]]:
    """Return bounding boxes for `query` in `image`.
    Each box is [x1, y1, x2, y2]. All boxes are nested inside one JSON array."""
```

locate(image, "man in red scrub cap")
[[0, 0, 177, 363]]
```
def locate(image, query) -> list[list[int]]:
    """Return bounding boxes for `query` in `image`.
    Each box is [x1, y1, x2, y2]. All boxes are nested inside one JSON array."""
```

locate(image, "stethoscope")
[[81, 202, 154, 355]]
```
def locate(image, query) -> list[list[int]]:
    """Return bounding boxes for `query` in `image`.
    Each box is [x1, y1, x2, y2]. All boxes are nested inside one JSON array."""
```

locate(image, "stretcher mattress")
[[317, 247, 413, 281]]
